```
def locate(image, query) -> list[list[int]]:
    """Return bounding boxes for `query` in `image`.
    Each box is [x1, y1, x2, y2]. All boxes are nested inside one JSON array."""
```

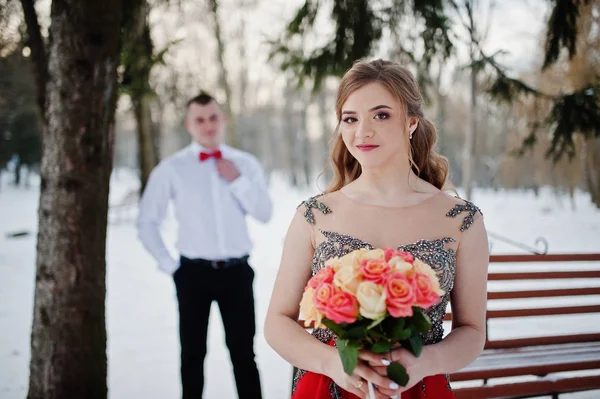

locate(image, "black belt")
[[181, 255, 249, 270]]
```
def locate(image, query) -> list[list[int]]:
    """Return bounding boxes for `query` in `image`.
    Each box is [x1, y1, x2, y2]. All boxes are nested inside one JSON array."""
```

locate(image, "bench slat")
[[488, 270, 600, 280], [488, 287, 600, 299], [485, 333, 600, 350], [488, 270, 600, 281], [444, 305, 600, 320], [451, 343, 600, 380], [490, 254, 600, 262], [453, 374, 600, 399]]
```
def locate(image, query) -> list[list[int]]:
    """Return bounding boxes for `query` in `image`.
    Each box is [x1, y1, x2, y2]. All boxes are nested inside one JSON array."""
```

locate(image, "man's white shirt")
[[137, 142, 273, 274]]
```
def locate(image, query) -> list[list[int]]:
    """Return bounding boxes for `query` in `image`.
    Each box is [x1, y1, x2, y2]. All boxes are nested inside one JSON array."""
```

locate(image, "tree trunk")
[[209, 0, 237, 147], [301, 106, 311, 186], [284, 86, 298, 186], [584, 136, 600, 208], [134, 91, 158, 193], [238, 1, 248, 117], [14, 156, 22, 186], [122, 0, 158, 193], [317, 91, 333, 185], [27, 1, 123, 398], [462, 40, 477, 200], [20, 0, 48, 122]]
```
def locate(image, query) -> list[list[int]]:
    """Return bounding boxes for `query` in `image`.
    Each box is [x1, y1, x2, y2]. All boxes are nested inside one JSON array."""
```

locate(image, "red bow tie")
[[199, 150, 222, 162]]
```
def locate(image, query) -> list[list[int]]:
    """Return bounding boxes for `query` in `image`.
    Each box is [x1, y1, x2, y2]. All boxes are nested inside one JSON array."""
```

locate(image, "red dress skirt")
[[292, 340, 455, 399]]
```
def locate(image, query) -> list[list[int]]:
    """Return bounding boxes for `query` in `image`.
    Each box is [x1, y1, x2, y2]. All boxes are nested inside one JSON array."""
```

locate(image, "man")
[[137, 92, 272, 399]]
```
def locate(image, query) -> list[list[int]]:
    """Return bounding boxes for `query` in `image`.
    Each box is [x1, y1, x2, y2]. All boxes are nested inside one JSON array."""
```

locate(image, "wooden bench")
[[450, 253, 600, 399], [295, 253, 600, 398]]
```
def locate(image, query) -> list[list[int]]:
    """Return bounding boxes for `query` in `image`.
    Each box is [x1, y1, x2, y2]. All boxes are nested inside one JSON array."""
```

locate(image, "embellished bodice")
[[292, 192, 482, 397], [298, 192, 482, 346]]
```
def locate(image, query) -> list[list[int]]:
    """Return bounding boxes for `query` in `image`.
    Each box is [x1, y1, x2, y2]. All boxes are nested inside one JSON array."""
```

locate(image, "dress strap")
[[297, 194, 331, 225], [446, 198, 482, 232]]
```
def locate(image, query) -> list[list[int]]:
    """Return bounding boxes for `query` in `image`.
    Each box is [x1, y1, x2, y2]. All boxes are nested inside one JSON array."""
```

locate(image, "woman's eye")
[[374, 112, 389, 120], [343, 117, 357, 123]]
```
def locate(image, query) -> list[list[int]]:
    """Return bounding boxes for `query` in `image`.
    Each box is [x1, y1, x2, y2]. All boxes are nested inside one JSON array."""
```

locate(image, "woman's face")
[[339, 82, 417, 170]]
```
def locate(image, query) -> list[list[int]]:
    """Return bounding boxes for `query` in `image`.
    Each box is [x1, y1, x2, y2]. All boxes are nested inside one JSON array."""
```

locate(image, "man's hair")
[[187, 92, 217, 108]]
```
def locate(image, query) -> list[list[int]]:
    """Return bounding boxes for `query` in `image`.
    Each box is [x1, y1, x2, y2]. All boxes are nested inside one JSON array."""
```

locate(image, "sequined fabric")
[[446, 199, 482, 232], [298, 194, 332, 225]]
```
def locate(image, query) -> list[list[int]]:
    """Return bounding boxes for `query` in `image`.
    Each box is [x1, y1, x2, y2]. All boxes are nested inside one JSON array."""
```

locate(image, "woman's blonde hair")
[[325, 59, 449, 193]]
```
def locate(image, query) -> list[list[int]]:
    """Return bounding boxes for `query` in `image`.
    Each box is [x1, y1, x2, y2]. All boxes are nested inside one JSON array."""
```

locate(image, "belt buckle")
[[211, 260, 227, 269]]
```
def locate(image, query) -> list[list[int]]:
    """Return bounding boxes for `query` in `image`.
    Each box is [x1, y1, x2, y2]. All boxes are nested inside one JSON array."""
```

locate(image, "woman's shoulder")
[[296, 191, 343, 225], [435, 191, 483, 232]]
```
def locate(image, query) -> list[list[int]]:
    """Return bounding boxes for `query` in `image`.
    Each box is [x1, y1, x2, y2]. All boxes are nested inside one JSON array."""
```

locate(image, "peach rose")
[[333, 265, 361, 295], [299, 288, 324, 328], [324, 256, 344, 271], [412, 272, 441, 308], [337, 248, 370, 271], [412, 259, 444, 296], [360, 258, 392, 284], [385, 272, 416, 317], [356, 281, 387, 320], [307, 266, 335, 290], [362, 249, 386, 261], [313, 282, 336, 313], [324, 290, 359, 324], [389, 256, 413, 274]]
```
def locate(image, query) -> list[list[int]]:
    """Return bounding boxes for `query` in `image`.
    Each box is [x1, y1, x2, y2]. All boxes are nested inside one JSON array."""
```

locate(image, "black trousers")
[[173, 256, 262, 399]]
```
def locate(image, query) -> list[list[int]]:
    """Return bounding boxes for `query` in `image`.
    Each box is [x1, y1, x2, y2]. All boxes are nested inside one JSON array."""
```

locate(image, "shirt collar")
[[190, 142, 230, 157]]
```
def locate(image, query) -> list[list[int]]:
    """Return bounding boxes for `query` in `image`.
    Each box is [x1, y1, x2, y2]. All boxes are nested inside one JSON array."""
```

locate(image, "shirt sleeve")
[[228, 156, 273, 223], [136, 162, 179, 274]]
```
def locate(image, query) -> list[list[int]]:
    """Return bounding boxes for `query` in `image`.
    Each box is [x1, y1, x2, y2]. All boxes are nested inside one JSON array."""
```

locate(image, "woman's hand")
[[359, 348, 429, 396], [324, 350, 400, 398]]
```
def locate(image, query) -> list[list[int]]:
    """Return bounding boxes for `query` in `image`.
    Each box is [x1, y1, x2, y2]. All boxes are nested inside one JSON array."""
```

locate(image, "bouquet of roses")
[[299, 247, 444, 389]]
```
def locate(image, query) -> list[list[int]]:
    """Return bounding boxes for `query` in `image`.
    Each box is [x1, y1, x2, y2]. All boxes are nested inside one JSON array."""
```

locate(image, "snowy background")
[[1, 169, 599, 398]]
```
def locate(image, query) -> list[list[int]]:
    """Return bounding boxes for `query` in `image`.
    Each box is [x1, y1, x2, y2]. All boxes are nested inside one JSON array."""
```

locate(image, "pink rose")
[[324, 290, 359, 324], [307, 266, 335, 291], [412, 272, 441, 309], [397, 251, 414, 263], [313, 282, 335, 313], [360, 259, 391, 284], [384, 249, 397, 262], [385, 272, 416, 317], [384, 249, 403, 262]]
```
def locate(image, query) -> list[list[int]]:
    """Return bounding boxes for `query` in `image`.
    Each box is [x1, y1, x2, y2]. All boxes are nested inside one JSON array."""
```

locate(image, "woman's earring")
[[409, 130, 414, 140]]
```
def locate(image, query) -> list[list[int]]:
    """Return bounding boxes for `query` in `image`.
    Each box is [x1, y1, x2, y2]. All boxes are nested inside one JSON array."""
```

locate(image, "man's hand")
[[216, 158, 241, 182]]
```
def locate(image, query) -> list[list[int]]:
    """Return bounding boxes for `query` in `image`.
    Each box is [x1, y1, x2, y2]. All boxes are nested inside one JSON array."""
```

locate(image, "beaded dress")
[[291, 190, 482, 399]]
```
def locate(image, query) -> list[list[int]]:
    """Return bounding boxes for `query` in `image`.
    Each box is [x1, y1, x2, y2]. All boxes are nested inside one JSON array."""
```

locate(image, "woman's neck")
[[343, 161, 436, 206]]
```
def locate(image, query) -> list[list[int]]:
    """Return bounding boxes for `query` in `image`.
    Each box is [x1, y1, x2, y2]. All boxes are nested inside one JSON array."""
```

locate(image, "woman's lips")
[[356, 144, 379, 152]]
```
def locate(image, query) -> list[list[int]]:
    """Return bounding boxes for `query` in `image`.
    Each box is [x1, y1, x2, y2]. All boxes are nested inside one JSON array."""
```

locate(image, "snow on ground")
[[1, 170, 599, 398]]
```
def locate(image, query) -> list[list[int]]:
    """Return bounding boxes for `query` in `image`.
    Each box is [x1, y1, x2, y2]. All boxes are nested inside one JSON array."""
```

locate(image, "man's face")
[[185, 101, 226, 150]]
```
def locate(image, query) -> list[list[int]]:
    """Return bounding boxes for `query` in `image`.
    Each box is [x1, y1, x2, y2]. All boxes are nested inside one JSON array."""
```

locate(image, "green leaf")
[[337, 339, 359, 375], [370, 340, 395, 354], [322, 318, 346, 339], [346, 324, 368, 339], [381, 316, 409, 341], [402, 335, 423, 357], [411, 307, 432, 333], [391, 327, 411, 341], [387, 361, 409, 386]]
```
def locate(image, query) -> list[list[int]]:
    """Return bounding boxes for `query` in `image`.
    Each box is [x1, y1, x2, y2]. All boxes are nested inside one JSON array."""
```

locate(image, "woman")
[[264, 59, 489, 399]]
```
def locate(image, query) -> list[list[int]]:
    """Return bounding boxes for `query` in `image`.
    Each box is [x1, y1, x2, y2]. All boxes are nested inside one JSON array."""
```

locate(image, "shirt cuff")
[[159, 258, 180, 275], [228, 175, 253, 197]]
